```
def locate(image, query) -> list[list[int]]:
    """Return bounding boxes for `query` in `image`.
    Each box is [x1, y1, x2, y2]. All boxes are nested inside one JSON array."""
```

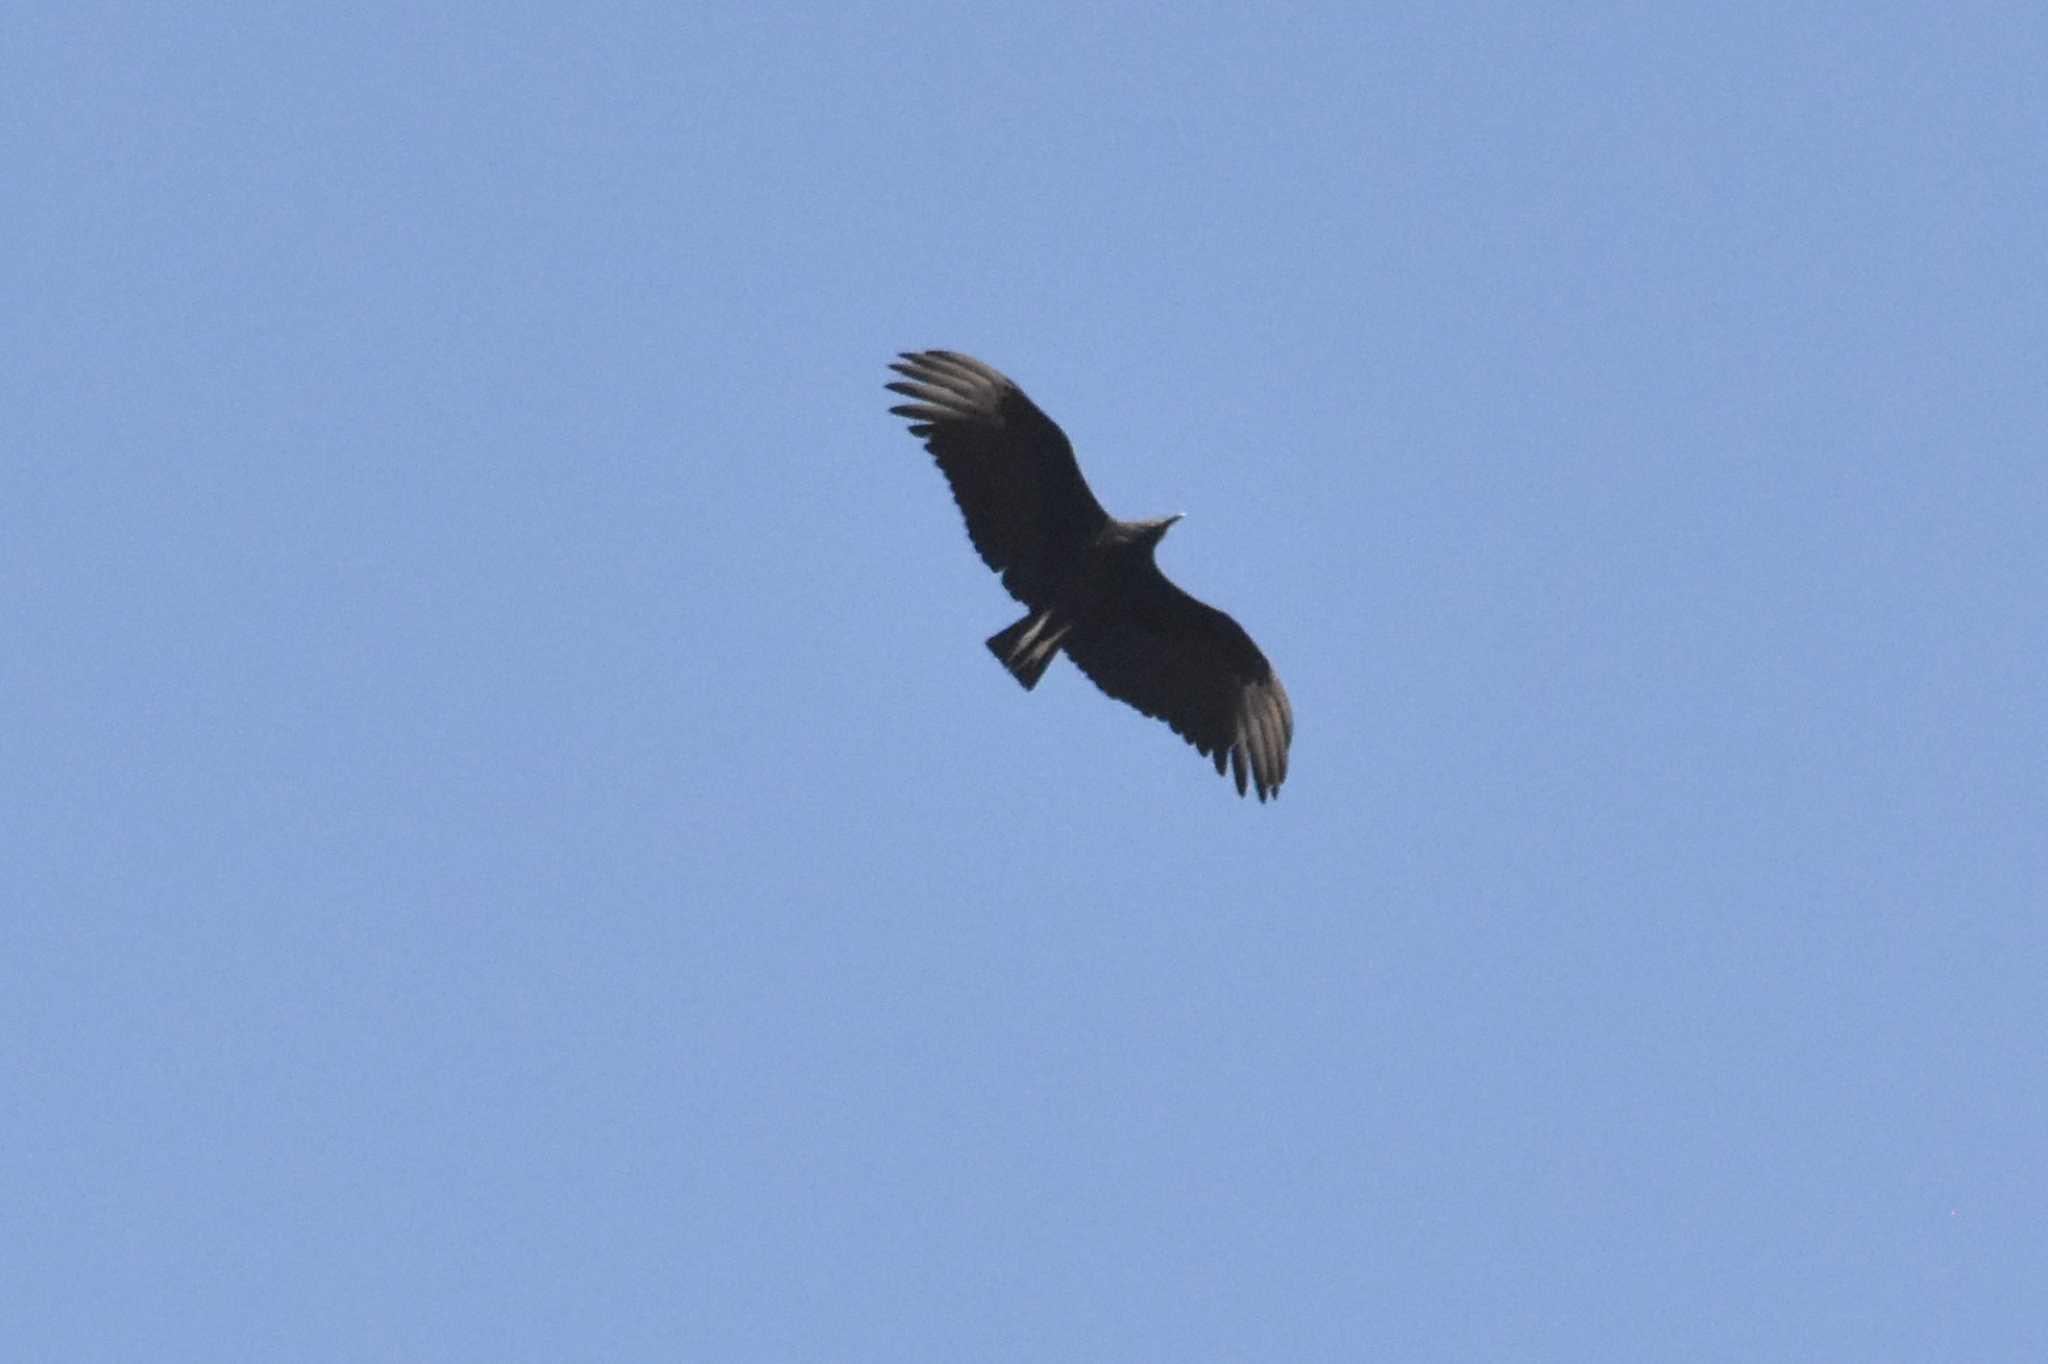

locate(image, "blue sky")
[[6, 3, 2044, 1359]]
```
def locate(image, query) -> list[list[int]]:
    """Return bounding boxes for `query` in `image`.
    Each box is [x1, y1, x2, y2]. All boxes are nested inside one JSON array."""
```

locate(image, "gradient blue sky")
[[7, 3, 2044, 1359]]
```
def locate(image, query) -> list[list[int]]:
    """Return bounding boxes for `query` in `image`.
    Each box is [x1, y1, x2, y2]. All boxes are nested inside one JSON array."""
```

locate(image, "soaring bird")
[[886, 350, 1292, 801]]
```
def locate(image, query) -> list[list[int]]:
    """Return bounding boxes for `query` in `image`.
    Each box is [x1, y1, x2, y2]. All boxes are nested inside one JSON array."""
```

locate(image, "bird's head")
[[1137, 513, 1185, 546]]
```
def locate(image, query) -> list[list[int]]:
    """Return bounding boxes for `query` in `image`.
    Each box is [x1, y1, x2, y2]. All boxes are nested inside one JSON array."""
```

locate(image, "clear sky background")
[[6, 3, 2044, 1360]]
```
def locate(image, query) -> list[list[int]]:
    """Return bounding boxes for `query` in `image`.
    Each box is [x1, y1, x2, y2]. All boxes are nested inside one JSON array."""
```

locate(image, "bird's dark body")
[[982, 522, 1170, 692], [886, 350, 1292, 800]]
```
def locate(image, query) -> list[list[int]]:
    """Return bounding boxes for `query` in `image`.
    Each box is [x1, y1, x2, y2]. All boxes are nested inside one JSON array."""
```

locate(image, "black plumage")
[[886, 350, 1293, 801]]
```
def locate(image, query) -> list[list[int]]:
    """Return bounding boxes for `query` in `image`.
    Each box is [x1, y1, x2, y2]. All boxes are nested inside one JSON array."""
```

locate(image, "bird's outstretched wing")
[[1061, 568, 1293, 801], [886, 351, 1110, 603]]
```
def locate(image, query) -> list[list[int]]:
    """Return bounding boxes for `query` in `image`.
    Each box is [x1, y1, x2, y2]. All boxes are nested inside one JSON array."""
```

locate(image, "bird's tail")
[[987, 610, 1072, 691]]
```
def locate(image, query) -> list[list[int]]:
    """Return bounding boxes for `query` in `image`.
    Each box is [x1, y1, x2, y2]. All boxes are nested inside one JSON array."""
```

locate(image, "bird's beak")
[[1166, 513, 1185, 526]]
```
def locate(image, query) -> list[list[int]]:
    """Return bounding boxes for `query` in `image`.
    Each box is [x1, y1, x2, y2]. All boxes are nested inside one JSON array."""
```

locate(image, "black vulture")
[[886, 350, 1293, 801]]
